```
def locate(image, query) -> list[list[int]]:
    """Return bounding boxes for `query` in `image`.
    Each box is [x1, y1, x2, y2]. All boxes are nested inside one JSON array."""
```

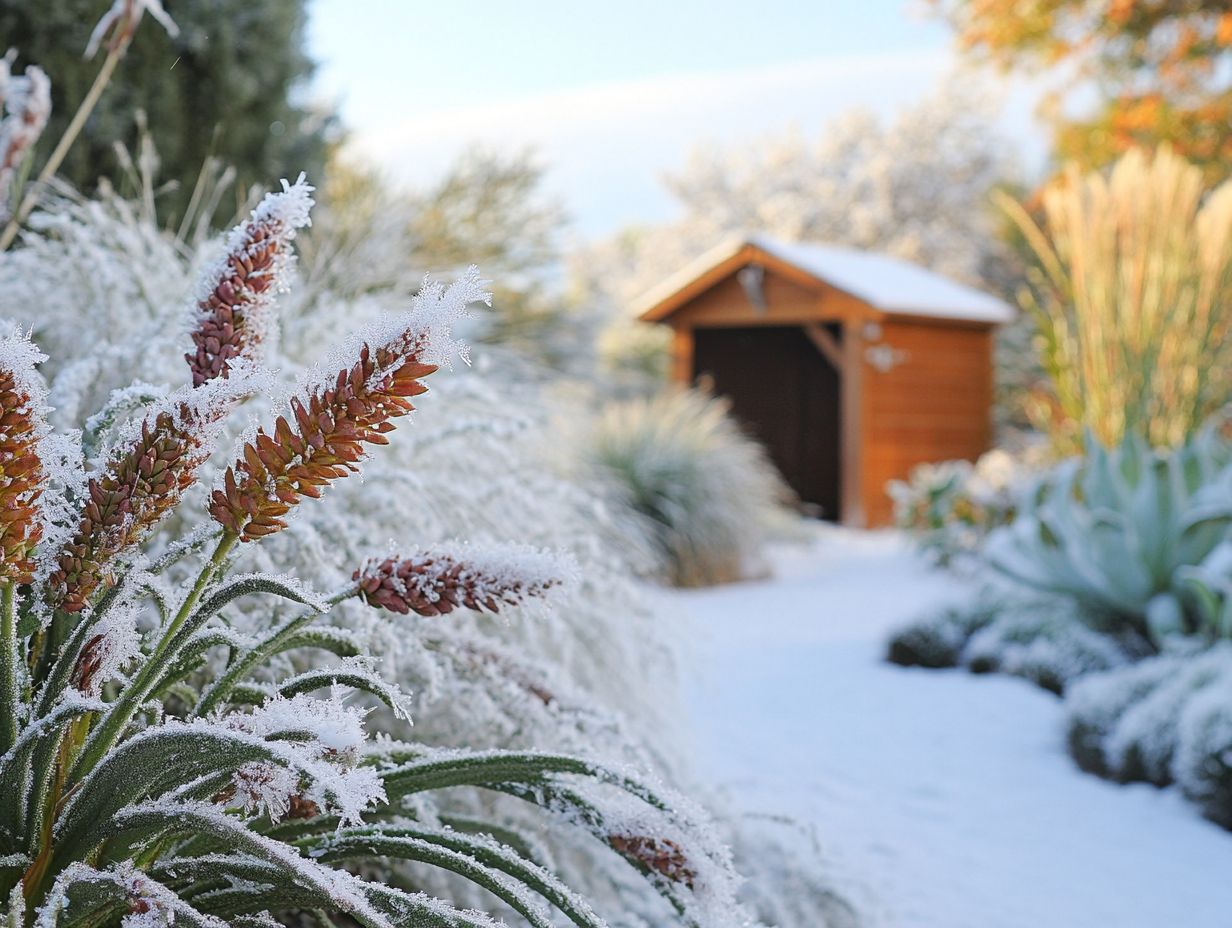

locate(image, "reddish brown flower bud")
[[50, 388, 238, 612], [0, 335, 49, 585], [186, 175, 313, 386], [607, 834, 696, 889], [209, 269, 488, 543], [209, 345, 436, 543], [353, 547, 563, 617]]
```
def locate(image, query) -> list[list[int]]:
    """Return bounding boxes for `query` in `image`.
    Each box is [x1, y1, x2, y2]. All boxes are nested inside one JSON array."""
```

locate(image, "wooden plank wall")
[[860, 318, 994, 525]]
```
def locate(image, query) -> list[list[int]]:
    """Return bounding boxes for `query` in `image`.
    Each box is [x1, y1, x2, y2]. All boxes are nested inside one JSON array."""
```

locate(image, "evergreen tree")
[[0, 0, 333, 225]]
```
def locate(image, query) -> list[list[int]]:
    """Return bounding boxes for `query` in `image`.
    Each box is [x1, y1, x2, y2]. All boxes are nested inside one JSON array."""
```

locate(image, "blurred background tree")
[[0, 0, 334, 226], [935, 0, 1232, 177], [572, 78, 1037, 416], [298, 149, 580, 371]]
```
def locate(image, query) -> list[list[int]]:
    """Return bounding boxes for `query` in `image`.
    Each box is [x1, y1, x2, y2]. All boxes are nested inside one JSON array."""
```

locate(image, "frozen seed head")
[[353, 544, 569, 617], [0, 329, 50, 584], [0, 58, 51, 222], [187, 174, 315, 386], [209, 271, 489, 543]]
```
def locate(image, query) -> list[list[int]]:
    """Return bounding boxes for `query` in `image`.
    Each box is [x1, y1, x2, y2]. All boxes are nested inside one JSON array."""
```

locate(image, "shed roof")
[[636, 234, 1015, 325]]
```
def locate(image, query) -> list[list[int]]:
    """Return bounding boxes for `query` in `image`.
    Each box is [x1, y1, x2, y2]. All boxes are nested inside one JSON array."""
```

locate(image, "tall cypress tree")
[[0, 0, 334, 226]]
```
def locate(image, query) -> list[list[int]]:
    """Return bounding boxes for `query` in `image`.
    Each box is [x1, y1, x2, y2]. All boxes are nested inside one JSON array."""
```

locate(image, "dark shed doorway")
[[693, 325, 842, 520]]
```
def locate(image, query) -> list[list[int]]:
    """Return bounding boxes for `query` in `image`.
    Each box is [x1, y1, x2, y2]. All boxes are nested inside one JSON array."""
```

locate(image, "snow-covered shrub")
[[888, 448, 1031, 566], [986, 431, 1232, 650], [578, 388, 793, 587], [886, 600, 996, 669], [1063, 653, 1187, 778], [961, 600, 1136, 694], [0, 180, 753, 928], [888, 593, 1133, 693], [1175, 677, 1232, 827], [1064, 646, 1232, 826]]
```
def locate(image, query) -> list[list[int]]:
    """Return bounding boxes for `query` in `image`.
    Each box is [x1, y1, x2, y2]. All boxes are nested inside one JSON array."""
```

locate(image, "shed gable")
[[666, 263, 878, 329]]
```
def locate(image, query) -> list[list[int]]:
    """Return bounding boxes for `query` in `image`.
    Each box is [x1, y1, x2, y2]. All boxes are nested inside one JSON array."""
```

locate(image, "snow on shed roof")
[[636, 234, 1015, 325]]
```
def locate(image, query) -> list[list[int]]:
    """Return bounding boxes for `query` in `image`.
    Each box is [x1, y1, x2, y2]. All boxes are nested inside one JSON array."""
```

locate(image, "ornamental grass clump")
[[997, 146, 1232, 452], [0, 179, 738, 928], [581, 388, 792, 587]]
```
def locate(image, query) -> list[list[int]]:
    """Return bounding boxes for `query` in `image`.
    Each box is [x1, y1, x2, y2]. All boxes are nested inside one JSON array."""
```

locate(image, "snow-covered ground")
[[661, 528, 1232, 928]]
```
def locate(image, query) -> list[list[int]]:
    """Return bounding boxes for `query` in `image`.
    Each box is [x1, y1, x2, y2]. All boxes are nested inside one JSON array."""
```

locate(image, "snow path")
[[662, 528, 1232, 928]]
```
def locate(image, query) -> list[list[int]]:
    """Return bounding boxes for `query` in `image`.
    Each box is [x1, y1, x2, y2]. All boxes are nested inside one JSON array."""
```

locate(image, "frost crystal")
[[72, 602, 142, 696], [214, 693, 385, 825]]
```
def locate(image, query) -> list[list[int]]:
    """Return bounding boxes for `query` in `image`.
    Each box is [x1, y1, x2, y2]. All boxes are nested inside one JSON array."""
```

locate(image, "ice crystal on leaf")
[[71, 602, 142, 696]]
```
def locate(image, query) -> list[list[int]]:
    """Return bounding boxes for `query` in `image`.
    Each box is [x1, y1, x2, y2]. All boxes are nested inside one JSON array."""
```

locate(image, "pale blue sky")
[[306, 1, 1041, 241]]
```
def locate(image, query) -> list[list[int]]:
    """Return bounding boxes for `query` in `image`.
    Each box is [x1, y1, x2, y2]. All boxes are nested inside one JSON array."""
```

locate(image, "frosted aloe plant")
[[985, 431, 1232, 647], [0, 180, 727, 928]]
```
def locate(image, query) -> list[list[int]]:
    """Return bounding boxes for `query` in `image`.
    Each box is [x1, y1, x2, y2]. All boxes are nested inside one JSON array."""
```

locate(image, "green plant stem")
[[0, 43, 125, 252], [0, 582, 19, 754], [67, 531, 238, 786], [194, 584, 355, 718]]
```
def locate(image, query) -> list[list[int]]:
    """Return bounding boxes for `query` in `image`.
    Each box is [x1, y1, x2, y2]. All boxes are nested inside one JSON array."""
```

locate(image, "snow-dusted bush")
[[888, 593, 1135, 693], [578, 388, 793, 587], [1174, 676, 1232, 827], [0, 179, 753, 927], [1064, 653, 1187, 779], [1065, 645, 1232, 826], [986, 431, 1232, 650], [961, 601, 1136, 694], [888, 448, 1032, 566], [886, 600, 996, 669]]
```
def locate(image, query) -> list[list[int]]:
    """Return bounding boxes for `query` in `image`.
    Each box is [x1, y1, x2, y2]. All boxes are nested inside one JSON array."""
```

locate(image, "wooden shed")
[[636, 235, 1014, 527]]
